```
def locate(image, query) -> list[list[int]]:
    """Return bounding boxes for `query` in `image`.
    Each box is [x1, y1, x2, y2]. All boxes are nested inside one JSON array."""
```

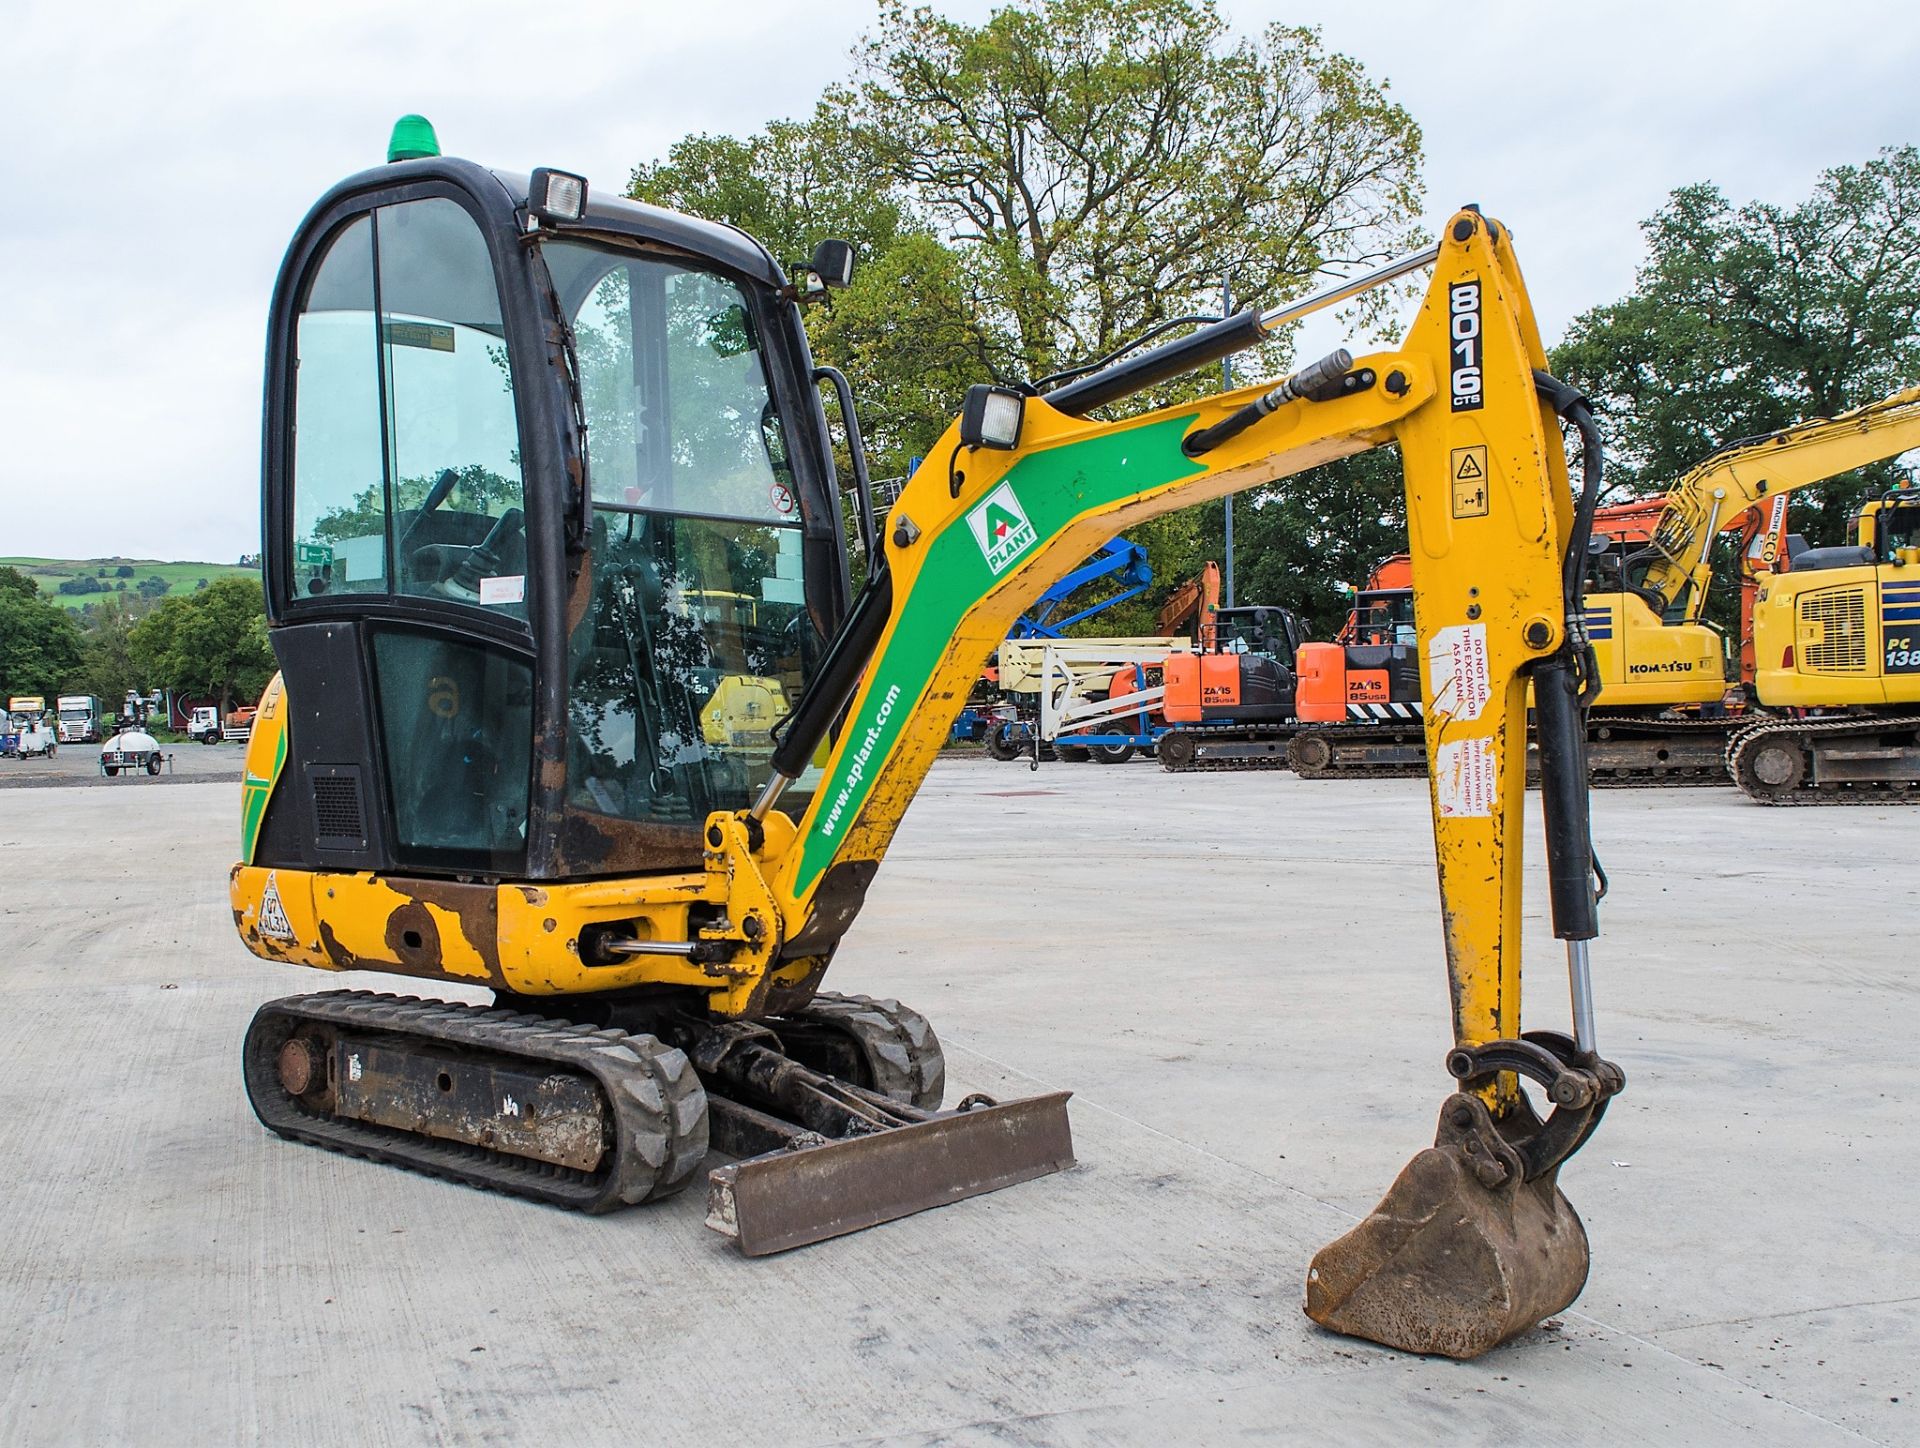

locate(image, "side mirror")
[[807, 239, 856, 293]]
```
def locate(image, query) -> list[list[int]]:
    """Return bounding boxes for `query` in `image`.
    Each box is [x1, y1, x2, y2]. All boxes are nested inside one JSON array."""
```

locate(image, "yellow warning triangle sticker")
[[259, 872, 294, 940], [1454, 451, 1485, 480]]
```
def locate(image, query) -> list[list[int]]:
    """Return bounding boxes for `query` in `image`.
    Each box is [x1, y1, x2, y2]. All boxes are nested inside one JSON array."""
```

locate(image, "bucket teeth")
[[1305, 1095, 1590, 1359]]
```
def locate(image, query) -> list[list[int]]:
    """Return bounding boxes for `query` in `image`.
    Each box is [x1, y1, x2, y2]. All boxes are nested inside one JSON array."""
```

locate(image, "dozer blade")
[[706, 1091, 1074, 1255], [1305, 1094, 1591, 1359]]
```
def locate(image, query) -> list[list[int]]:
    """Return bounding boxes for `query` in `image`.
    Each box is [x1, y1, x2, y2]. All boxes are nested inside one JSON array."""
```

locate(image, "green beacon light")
[[387, 114, 441, 163]]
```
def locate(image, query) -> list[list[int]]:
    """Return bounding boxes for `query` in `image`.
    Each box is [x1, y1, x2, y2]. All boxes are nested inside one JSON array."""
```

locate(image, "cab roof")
[[304, 156, 788, 289]]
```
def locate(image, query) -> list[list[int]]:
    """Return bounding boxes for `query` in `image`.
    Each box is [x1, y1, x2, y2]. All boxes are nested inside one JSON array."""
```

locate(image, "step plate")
[[707, 1092, 1075, 1255]]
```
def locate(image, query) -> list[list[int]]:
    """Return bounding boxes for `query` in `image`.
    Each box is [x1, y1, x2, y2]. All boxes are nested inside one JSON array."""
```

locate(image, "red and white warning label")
[[1434, 737, 1498, 818], [1427, 623, 1491, 722]]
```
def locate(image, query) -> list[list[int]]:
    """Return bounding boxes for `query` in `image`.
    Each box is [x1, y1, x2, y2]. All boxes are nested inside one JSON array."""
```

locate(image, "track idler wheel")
[[1305, 1035, 1623, 1359], [1287, 732, 1334, 777], [1156, 730, 1196, 771], [771, 993, 946, 1110]]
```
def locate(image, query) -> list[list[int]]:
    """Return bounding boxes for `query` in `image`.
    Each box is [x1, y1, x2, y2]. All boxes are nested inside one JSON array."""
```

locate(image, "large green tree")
[[77, 593, 145, 710], [128, 577, 275, 713], [0, 568, 86, 701], [631, 0, 1423, 624], [840, 0, 1422, 379], [1555, 145, 1920, 547]]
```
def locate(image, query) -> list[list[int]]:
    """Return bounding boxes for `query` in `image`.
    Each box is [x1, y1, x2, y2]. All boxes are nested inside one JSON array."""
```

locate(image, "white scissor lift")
[[1013, 640, 1188, 764]]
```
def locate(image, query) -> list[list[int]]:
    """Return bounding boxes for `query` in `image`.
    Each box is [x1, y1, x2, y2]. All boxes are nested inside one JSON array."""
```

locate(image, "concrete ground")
[[1, 759, 1914, 1445], [0, 736, 242, 789]]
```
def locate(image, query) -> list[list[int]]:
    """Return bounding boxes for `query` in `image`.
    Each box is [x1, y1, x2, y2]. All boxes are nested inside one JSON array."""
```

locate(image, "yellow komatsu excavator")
[[1735, 472, 1920, 800], [1576, 387, 1920, 791], [230, 126, 1624, 1360]]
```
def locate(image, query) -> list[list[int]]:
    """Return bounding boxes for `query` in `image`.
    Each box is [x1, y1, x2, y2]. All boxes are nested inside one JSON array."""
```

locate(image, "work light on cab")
[[529, 168, 589, 224]]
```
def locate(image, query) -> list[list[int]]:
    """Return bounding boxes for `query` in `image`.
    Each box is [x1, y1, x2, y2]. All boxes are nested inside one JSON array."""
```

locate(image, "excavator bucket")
[[705, 1091, 1076, 1255], [1304, 1093, 1592, 1358]]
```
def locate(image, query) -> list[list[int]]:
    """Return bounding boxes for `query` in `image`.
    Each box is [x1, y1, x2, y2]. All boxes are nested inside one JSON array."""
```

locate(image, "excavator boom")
[[1630, 385, 1920, 619]]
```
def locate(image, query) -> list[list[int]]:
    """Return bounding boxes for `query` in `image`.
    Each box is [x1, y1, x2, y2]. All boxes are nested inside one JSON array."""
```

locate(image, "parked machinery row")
[[1011, 386, 1920, 802]]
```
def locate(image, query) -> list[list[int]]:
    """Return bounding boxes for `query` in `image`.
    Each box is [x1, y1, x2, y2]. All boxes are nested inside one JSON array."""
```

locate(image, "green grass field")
[[1, 557, 259, 611]]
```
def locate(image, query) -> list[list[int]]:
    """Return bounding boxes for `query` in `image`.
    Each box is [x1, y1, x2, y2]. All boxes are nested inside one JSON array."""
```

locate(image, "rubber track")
[[1725, 714, 1920, 805], [784, 993, 947, 1111], [1158, 723, 1292, 773], [1165, 715, 1752, 788], [243, 991, 709, 1212], [1287, 725, 1427, 781], [1584, 714, 1743, 791]]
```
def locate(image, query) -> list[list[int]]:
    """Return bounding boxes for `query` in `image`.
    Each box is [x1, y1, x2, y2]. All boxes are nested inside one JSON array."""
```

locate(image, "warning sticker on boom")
[[1434, 737, 1498, 817], [1450, 446, 1489, 517], [1427, 623, 1491, 722]]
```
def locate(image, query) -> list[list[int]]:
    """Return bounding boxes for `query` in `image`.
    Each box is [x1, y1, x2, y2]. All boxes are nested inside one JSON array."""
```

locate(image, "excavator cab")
[[253, 155, 850, 883]]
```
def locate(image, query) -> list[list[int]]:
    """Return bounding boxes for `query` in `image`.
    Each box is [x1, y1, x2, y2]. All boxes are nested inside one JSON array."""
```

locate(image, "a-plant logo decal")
[[966, 482, 1038, 575]]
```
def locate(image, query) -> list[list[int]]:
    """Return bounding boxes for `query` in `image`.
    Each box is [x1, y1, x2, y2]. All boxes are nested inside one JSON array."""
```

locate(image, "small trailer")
[[100, 728, 168, 777]]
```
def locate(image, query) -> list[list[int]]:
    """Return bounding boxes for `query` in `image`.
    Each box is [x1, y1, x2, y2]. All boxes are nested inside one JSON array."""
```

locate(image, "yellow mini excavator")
[[231, 123, 1625, 1359], [1575, 387, 1920, 790]]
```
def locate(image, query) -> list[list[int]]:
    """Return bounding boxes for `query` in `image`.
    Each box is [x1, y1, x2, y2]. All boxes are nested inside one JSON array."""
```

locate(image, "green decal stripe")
[[239, 721, 288, 864], [794, 413, 1203, 893]]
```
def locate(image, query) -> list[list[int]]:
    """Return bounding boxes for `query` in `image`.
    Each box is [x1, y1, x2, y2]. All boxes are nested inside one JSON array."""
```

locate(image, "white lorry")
[[56, 694, 102, 744]]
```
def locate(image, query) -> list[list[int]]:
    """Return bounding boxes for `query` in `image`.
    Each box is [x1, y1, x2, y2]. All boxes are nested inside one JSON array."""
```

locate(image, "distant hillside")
[[1, 557, 260, 611]]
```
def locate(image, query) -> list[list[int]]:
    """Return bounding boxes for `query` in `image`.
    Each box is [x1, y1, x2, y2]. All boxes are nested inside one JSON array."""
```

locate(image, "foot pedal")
[[706, 1092, 1074, 1255]]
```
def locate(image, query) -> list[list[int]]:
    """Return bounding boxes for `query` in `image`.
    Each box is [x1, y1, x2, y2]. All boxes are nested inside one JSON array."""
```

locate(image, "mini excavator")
[[231, 123, 1625, 1359]]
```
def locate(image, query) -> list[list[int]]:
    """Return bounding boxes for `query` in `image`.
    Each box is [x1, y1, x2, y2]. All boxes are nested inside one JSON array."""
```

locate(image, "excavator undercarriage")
[[246, 988, 1071, 1249], [1726, 713, 1920, 804]]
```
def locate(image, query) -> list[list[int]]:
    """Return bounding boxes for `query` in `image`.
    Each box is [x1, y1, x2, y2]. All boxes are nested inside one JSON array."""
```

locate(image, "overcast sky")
[[1, 0, 1913, 562]]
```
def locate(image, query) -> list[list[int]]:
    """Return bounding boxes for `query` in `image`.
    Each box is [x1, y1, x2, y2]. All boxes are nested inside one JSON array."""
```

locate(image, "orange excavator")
[[1117, 563, 1309, 770], [1133, 557, 1428, 774]]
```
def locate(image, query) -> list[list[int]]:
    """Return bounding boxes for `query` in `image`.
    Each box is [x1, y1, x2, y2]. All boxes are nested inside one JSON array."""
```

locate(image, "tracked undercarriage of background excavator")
[[231, 126, 1623, 1359]]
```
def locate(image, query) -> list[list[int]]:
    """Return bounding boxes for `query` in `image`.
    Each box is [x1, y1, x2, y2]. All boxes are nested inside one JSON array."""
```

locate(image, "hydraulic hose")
[[1531, 373, 1606, 981], [1534, 371, 1605, 640]]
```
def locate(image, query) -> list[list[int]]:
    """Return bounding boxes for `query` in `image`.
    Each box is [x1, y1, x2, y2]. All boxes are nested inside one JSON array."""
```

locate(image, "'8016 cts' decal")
[[1450, 280, 1483, 412]]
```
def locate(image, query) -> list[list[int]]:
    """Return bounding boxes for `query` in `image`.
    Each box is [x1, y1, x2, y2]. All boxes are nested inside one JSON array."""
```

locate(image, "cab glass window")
[[292, 216, 386, 595], [371, 631, 533, 868], [290, 197, 528, 616], [540, 243, 824, 860], [564, 506, 818, 835], [547, 245, 798, 524]]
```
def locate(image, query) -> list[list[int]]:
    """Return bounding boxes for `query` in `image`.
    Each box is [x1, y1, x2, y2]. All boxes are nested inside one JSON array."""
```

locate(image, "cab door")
[[264, 187, 541, 877]]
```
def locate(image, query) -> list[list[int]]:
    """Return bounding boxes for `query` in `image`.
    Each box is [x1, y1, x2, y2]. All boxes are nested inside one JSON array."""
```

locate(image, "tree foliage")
[[128, 576, 274, 712], [842, 0, 1422, 377], [629, 0, 1423, 629], [77, 593, 144, 709], [1555, 145, 1920, 546], [0, 566, 39, 605], [0, 579, 85, 700]]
